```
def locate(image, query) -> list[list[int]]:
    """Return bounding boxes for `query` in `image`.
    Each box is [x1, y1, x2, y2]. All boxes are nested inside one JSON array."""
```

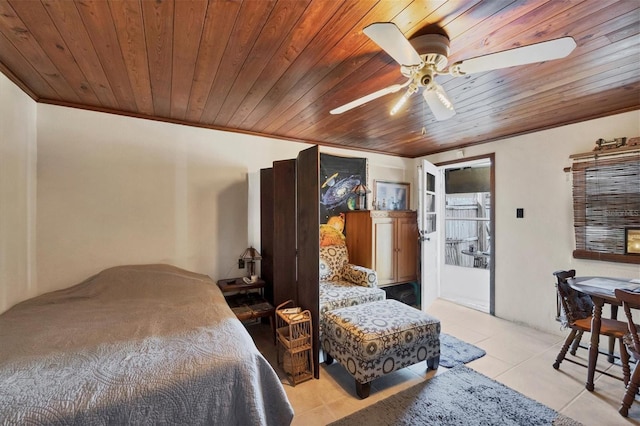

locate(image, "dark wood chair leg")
[[570, 331, 583, 356], [609, 305, 619, 363], [427, 355, 440, 370], [356, 380, 371, 399], [554, 329, 577, 369], [325, 352, 334, 365], [619, 337, 631, 386], [586, 300, 605, 391], [620, 362, 640, 417]]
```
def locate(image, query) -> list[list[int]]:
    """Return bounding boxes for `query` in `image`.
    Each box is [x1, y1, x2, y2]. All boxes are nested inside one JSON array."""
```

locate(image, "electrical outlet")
[[238, 259, 245, 269]]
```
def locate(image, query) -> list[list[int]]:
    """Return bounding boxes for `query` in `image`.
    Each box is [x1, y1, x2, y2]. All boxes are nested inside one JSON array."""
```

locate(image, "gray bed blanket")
[[0, 264, 294, 425]]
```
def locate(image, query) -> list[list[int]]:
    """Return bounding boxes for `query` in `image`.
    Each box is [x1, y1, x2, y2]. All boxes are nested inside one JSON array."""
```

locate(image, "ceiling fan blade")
[[330, 81, 410, 115], [451, 37, 576, 76], [423, 82, 456, 121], [363, 22, 422, 67]]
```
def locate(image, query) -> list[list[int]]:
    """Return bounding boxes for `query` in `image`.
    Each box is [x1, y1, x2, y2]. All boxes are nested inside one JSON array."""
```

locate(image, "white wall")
[[16, 89, 636, 336], [421, 110, 640, 335], [34, 105, 412, 298], [0, 74, 37, 313]]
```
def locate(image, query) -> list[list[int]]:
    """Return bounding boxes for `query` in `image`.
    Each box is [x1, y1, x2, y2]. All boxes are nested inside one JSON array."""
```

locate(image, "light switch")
[[516, 208, 524, 218]]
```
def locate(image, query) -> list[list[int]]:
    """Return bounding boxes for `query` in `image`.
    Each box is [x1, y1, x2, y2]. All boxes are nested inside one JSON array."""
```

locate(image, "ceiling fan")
[[330, 23, 576, 120]]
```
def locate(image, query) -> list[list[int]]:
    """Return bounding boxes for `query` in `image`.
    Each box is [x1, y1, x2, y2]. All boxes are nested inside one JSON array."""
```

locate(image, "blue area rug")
[[440, 333, 486, 368], [329, 365, 582, 426]]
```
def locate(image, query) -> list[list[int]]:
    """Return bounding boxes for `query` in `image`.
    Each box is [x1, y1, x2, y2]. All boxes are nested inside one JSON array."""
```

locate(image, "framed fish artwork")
[[319, 153, 367, 224]]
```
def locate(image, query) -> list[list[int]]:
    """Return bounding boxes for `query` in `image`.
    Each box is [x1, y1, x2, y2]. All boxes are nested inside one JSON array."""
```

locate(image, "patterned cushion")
[[341, 264, 378, 288], [558, 280, 593, 326], [319, 245, 349, 281], [319, 280, 386, 339], [319, 280, 386, 315], [324, 300, 440, 362]]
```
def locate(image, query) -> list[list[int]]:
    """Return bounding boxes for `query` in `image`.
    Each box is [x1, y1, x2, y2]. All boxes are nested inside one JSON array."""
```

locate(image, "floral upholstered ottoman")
[[322, 299, 440, 398]]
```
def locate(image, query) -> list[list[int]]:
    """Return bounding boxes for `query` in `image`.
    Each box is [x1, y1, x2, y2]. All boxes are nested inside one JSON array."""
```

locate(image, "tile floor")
[[248, 299, 640, 426]]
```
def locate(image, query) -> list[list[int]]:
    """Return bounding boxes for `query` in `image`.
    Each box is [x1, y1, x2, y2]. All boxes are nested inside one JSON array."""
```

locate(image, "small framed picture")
[[625, 227, 640, 255], [374, 180, 410, 210]]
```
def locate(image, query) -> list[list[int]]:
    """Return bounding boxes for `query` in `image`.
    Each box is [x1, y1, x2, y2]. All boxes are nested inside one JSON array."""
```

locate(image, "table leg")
[[587, 297, 604, 391], [608, 305, 619, 363]]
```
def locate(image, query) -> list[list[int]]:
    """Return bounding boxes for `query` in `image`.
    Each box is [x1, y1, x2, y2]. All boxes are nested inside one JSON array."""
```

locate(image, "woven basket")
[[283, 349, 310, 377]]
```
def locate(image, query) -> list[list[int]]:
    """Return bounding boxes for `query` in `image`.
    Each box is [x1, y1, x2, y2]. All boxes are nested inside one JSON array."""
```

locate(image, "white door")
[[418, 159, 440, 310]]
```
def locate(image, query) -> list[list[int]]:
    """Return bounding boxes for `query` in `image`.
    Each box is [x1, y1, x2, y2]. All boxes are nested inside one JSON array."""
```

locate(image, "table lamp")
[[352, 184, 370, 210], [240, 246, 262, 278]]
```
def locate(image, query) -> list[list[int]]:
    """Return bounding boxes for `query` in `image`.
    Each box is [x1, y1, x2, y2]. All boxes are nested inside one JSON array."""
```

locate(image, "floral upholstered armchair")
[[319, 244, 386, 338]]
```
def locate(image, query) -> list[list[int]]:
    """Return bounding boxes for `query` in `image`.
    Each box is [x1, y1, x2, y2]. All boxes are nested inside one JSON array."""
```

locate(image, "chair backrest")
[[615, 288, 640, 360], [319, 244, 349, 281], [554, 270, 594, 327]]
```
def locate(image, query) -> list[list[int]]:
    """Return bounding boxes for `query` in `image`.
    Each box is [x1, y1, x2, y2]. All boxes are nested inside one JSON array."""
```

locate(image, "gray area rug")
[[329, 365, 581, 426], [440, 333, 486, 368]]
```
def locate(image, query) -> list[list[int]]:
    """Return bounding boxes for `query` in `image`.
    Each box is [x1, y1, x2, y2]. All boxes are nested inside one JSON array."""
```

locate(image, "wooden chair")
[[552, 270, 630, 386], [614, 288, 640, 417], [553, 270, 587, 359]]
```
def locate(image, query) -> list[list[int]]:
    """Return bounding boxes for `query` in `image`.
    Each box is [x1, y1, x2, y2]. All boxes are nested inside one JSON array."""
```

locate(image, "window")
[[571, 149, 640, 264]]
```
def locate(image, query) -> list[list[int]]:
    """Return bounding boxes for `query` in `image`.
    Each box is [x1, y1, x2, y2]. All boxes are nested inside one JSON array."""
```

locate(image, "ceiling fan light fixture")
[[390, 93, 409, 116], [390, 84, 418, 116], [434, 88, 453, 110], [423, 83, 455, 121]]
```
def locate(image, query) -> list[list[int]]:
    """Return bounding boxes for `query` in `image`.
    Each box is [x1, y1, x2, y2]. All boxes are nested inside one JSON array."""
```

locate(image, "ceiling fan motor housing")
[[410, 33, 450, 70], [401, 33, 451, 84]]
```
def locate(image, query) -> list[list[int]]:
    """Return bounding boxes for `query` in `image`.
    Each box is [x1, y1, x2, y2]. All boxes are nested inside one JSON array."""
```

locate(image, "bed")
[[0, 264, 294, 425]]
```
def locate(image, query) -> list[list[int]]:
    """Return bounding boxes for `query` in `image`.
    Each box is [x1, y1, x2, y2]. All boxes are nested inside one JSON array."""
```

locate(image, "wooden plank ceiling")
[[0, 0, 638, 158]]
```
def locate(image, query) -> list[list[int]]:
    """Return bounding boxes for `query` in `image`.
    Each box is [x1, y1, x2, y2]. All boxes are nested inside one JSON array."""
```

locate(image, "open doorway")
[[437, 155, 494, 314]]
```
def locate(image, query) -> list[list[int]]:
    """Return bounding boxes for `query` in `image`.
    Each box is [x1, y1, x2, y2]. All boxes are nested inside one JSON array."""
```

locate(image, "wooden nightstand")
[[217, 277, 275, 341]]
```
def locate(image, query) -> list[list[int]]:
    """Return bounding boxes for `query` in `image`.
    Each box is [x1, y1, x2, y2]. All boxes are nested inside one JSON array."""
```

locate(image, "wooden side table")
[[217, 277, 275, 342]]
